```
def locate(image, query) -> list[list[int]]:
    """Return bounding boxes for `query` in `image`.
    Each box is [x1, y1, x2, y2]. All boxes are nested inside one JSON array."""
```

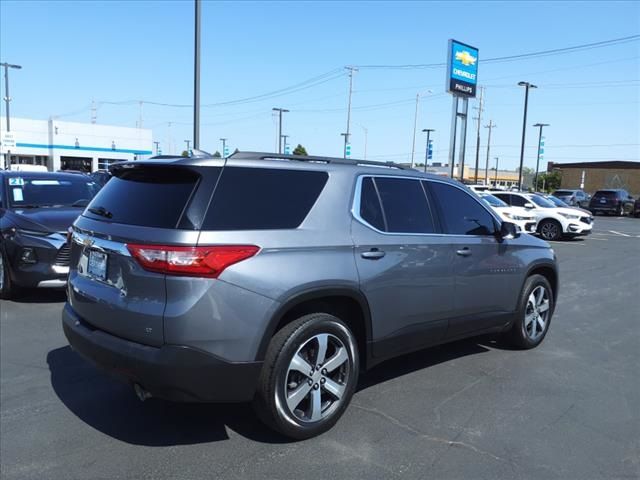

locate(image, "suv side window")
[[427, 181, 497, 236], [365, 177, 435, 234], [359, 177, 385, 231], [509, 194, 528, 207], [492, 193, 511, 205]]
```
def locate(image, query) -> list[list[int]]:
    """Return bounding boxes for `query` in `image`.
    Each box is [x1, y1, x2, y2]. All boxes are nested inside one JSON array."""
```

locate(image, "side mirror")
[[524, 202, 535, 209], [499, 221, 520, 240]]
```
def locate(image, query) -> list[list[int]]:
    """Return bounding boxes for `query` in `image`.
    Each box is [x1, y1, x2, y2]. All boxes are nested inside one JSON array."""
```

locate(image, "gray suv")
[[62, 152, 558, 439]]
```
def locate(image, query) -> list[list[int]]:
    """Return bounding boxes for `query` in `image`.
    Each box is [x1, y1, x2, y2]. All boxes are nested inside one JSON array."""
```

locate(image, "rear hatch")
[[591, 190, 618, 208], [68, 162, 220, 347]]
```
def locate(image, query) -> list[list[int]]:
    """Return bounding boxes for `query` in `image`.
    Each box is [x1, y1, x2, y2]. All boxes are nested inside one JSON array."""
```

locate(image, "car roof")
[[0, 170, 90, 181]]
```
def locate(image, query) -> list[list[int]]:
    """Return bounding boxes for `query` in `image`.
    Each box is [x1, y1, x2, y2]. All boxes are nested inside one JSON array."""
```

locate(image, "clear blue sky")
[[1, 0, 639, 170]]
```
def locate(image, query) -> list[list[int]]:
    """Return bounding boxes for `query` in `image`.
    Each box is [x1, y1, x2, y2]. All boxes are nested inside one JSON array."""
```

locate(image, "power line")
[[356, 35, 640, 69]]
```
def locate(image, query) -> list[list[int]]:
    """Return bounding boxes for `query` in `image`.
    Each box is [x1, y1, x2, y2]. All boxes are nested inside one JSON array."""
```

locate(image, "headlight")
[[558, 213, 580, 220], [504, 213, 528, 221]]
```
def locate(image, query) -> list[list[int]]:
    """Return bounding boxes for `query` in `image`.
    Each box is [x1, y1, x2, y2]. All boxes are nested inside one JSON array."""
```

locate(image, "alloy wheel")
[[541, 222, 559, 240], [525, 285, 550, 341], [283, 333, 350, 423]]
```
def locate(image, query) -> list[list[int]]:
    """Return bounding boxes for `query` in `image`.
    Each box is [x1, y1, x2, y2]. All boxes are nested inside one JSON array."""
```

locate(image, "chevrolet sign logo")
[[455, 50, 477, 66]]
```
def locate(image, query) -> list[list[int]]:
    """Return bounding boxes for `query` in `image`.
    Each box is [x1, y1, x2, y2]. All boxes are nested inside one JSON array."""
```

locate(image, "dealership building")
[[0, 117, 153, 172], [548, 161, 640, 195]]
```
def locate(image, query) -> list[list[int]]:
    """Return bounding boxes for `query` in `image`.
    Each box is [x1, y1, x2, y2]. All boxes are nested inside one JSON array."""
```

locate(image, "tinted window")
[[492, 193, 511, 205], [203, 167, 328, 230], [509, 194, 529, 207], [84, 166, 201, 228], [374, 177, 435, 233], [428, 182, 496, 235], [6, 175, 98, 208], [359, 177, 385, 231], [593, 190, 618, 199], [529, 194, 556, 208], [480, 193, 508, 207], [553, 190, 573, 196]]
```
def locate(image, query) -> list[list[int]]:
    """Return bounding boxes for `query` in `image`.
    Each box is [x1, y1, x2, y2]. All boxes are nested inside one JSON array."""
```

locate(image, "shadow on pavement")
[[9, 288, 67, 304], [48, 337, 494, 446]]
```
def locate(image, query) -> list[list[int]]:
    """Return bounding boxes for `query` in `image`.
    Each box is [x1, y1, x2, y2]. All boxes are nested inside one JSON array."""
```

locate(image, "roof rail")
[[148, 149, 213, 160], [229, 151, 407, 170]]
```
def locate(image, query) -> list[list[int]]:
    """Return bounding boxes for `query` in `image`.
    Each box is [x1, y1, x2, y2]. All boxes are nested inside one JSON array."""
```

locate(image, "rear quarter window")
[[202, 167, 328, 230], [83, 166, 201, 228]]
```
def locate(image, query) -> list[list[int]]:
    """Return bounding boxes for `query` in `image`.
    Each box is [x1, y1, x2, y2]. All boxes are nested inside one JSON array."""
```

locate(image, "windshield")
[[528, 194, 556, 208], [6, 175, 99, 208], [480, 193, 508, 207], [547, 196, 569, 207]]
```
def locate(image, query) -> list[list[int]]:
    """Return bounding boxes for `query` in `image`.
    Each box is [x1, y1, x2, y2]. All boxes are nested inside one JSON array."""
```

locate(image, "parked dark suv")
[[589, 189, 634, 216], [62, 152, 558, 439]]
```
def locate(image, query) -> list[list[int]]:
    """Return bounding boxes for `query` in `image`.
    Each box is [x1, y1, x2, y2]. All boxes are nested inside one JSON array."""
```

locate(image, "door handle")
[[456, 247, 472, 257], [361, 248, 385, 260]]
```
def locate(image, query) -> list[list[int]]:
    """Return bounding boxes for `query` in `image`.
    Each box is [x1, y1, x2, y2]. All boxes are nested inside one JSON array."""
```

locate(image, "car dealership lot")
[[1, 217, 639, 480]]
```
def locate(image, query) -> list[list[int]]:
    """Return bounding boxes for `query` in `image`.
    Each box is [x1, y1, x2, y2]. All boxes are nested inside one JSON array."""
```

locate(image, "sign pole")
[[449, 97, 458, 178], [458, 97, 469, 182]]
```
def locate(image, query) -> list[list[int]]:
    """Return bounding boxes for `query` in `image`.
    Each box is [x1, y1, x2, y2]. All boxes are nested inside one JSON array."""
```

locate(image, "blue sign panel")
[[447, 39, 479, 98], [427, 140, 434, 160]]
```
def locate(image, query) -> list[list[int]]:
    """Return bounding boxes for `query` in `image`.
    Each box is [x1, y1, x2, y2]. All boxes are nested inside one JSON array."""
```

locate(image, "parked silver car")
[[62, 151, 558, 439]]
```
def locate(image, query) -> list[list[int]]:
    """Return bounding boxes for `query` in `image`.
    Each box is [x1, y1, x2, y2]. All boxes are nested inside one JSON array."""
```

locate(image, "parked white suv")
[[492, 192, 593, 241], [478, 193, 537, 233]]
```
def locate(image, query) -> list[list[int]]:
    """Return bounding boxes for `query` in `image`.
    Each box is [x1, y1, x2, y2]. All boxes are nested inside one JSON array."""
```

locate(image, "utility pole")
[[494, 156, 499, 187], [410, 90, 432, 168], [220, 138, 227, 158], [343, 66, 358, 158], [422, 128, 435, 173], [272, 108, 289, 153], [1, 62, 22, 170], [193, 0, 201, 149], [533, 123, 549, 191], [184, 140, 191, 153], [484, 120, 496, 185], [517, 81, 537, 190], [153, 141, 160, 155], [472, 86, 485, 183]]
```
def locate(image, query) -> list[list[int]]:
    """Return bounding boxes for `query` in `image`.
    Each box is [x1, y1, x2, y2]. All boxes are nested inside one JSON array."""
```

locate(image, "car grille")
[[580, 217, 592, 225], [54, 244, 71, 266]]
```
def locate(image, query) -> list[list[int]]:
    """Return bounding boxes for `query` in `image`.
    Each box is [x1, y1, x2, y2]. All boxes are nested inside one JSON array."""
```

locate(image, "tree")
[[181, 150, 189, 157], [292, 144, 308, 156], [535, 170, 562, 192], [212, 151, 221, 158]]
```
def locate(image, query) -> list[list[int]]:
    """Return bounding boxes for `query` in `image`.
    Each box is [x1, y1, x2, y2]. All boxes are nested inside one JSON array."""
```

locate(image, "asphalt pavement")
[[1, 216, 639, 480]]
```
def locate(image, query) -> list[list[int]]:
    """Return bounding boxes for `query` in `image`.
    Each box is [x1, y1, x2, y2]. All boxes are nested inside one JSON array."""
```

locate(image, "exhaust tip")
[[133, 383, 152, 402]]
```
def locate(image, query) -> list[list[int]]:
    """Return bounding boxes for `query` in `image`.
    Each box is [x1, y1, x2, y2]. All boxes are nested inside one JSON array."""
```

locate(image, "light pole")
[[220, 138, 227, 158], [533, 123, 549, 191], [153, 141, 160, 155], [281, 135, 289, 154], [410, 90, 432, 168], [184, 140, 191, 153], [343, 66, 358, 159], [1, 62, 22, 169], [494, 156, 499, 187], [484, 120, 496, 185], [193, 0, 201, 149], [517, 81, 537, 190], [422, 128, 435, 173], [272, 107, 289, 153], [357, 124, 368, 160]]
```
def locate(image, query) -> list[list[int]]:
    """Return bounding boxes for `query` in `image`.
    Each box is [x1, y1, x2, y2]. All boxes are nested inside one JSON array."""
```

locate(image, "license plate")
[[600, 199, 606, 203], [88, 250, 107, 280]]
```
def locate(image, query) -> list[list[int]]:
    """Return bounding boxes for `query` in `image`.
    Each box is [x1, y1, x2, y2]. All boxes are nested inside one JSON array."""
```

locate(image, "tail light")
[[127, 244, 259, 278]]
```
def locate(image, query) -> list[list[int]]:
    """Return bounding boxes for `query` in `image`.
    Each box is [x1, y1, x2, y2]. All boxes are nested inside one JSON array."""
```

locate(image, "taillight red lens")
[[126, 244, 259, 278]]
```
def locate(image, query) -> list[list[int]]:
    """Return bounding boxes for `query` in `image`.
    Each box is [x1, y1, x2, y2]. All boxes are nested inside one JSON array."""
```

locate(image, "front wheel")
[[254, 313, 359, 440], [506, 274, 554, 349], [538, 219, 563, 241], [0, 248, 15, 300]]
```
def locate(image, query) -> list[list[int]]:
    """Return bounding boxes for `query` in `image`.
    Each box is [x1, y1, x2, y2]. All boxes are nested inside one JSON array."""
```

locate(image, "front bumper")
[[62, 304, 263, 403], [565, 221, 593, 235]]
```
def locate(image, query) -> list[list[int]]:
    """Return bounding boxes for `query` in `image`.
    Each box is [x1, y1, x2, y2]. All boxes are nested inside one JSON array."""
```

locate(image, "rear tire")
[[538, 219, 562, 241], [505, 274, 554, 349], [253, 313, 359, 440]]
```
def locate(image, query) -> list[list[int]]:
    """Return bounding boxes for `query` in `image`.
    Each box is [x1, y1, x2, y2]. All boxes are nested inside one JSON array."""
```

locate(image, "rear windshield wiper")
[[87, 206, 113, 219], [13, 204, 42, 209]]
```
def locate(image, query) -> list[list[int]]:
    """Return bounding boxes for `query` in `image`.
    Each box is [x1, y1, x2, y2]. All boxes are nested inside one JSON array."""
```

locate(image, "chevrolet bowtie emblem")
[[455, 50, 477, 66]]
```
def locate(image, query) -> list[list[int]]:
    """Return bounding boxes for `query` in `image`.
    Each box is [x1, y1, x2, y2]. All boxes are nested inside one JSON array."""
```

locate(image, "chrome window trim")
[[71, 230, 131, 257], [351, 174, 502, 238]]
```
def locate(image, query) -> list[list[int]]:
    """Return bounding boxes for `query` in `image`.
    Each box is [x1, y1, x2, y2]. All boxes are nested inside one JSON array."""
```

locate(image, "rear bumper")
[[62, 303, 263, 403]]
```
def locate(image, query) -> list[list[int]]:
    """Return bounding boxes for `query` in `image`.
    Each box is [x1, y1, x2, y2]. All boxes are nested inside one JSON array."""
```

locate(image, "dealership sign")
[[446, 39, 479, 98]]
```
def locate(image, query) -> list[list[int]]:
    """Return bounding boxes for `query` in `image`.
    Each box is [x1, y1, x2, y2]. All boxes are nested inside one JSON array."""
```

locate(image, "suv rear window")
[[84, 166, 200, 228], [202, 167, 328, 230], [593, 190, 618, 198]]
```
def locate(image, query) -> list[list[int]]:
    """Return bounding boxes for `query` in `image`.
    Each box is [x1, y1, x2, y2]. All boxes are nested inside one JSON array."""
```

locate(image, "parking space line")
[[608, 230, 631, 237]]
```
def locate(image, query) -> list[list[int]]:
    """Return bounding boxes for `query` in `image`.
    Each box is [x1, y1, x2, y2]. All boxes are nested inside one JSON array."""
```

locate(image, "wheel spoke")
[[286, 382, 312, 412], [323, 377, 345, 400], [323, 347, 348, 373], [315, 334, 329, 365], [528, 292, 537, 309], [289, 353, 313, 377], [309, 388, 322, 421], [525, 312, 536, 328], [538, 299, 550, 313], [534, 287, 544, 305], [536, 316, 546, 332]]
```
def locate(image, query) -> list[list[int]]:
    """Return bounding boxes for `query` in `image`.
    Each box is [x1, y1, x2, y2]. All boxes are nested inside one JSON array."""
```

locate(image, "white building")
[[0, 117, 153, 172]]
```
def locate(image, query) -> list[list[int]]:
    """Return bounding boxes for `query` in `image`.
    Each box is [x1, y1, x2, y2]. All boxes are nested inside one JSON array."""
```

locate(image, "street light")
[[281, 134, 289, 154], [220, 138, 227, 158], [533, 123, 549, 191], [494, 156, 499, 187], [422, 128, 435, 173], [272, 108, 289, 154], [517, 81, 537, 190], [1, 62, 22, 169], [410, 90, 433, 168]]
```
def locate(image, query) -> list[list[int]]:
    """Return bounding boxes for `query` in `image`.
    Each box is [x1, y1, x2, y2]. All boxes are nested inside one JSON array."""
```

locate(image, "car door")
[[351, 175, 454, 359], [426, 181, 525, 339]]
